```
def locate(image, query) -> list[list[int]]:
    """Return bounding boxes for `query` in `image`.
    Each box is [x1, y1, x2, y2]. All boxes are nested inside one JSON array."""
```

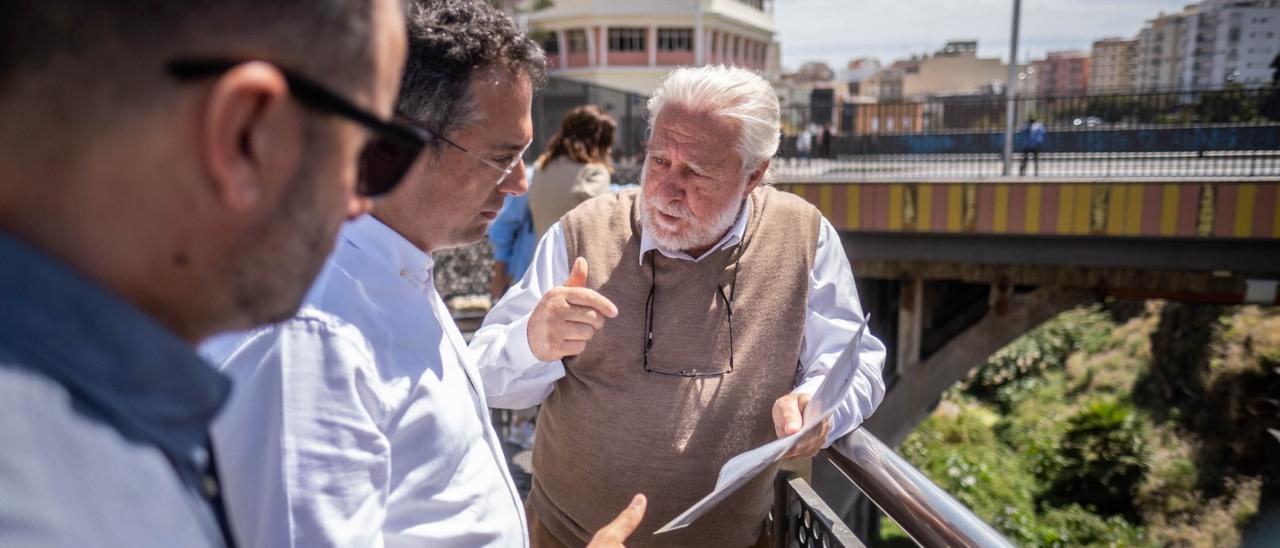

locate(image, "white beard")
[[637, 164, 744, 253]]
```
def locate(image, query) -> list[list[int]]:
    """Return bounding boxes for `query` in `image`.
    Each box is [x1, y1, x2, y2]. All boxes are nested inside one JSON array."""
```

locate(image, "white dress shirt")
[[205, 216, 526, 548], [470, 198, 887, 445]]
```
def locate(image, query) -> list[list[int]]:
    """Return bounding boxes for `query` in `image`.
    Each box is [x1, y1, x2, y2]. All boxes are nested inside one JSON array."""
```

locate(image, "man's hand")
[[527, 257, 618, 362], [773, 393, 831, 460], [587, 494, 647, 547]]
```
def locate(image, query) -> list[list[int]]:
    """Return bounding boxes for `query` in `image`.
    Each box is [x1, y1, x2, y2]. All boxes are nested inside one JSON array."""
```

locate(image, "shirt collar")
[[638, 196, 751, 264], [341, 214, 435, 287], [0, 231, 230, 461]]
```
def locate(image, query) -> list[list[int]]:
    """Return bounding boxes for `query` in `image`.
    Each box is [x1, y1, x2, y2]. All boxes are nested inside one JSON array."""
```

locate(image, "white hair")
[[647, 65, 780, 183]]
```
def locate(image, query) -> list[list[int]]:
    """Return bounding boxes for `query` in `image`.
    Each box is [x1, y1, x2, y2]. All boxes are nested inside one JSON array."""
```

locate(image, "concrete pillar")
[[586, 26, 597, 67], [864, 286, 1094, 447], [896, 277, 924, 375], [556, 29, 568, 69], [648, 26, 657, 67], [599, 26, 608, 67]]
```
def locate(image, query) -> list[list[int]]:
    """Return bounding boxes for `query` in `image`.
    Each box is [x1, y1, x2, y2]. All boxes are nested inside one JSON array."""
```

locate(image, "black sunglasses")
[[643, 251, 741, 378], [166, 58, 427, 197]]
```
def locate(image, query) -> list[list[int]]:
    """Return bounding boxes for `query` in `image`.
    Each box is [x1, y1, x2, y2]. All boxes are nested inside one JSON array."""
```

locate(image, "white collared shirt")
[[205, 215, 526, 548], [470, 197, 887, 446]]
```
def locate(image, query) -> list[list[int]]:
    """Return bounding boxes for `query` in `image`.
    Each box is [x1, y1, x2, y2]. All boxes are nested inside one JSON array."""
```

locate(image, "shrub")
[[1043, 399, 1148, 519], [962, 306, 1113, 410]]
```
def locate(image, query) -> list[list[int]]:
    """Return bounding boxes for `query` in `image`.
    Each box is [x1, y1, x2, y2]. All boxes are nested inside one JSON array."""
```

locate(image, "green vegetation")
[[882, 302, 1280, 547]]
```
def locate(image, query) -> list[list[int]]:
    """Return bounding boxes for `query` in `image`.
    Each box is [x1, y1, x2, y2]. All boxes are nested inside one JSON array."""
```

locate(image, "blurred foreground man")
[[473, 65, 887, 547], [206, 1, 644, 546], [0, 0, 413, 546]]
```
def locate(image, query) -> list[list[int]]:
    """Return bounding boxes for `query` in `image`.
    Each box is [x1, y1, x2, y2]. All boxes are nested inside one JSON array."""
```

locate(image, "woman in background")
[[527, 104, 616, 236]]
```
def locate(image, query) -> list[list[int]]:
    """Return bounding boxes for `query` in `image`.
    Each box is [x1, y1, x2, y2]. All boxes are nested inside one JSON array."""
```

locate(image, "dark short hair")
[[0, 1, 375, 120], [398, 0, 548, 151]]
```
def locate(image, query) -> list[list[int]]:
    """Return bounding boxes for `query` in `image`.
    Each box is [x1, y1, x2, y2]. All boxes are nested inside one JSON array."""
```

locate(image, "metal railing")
[[530, 79, 1280, 181], [772, 149, 1280, 181], [776, 85, 1280, 180], [783, 84, 1280, 136], [773, 472, 864, 548], [816, 428, 1014, 548], [530, 78, 649, 171]]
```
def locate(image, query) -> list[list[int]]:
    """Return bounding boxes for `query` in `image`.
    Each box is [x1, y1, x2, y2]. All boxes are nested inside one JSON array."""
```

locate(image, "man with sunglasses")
[[0, 0, 413, 547], [204, 1, 644, 546], [472, 65, 888, 547]]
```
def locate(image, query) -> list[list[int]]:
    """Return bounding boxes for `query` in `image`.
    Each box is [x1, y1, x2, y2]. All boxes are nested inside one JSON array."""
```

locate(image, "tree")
[[1263, 54, 1280, 122], [1195, 84, 1259, 124]]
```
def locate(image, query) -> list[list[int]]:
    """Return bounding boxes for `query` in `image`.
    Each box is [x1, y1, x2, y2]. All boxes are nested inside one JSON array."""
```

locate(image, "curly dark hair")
[[399, 0, 548, 151]]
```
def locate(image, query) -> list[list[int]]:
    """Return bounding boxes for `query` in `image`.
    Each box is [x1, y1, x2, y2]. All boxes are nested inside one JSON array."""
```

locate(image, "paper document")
[[654, 319, 870, 535]]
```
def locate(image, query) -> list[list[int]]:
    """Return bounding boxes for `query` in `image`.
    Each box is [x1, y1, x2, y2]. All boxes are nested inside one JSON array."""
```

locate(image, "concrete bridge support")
[[864, 282, 1094, 446]]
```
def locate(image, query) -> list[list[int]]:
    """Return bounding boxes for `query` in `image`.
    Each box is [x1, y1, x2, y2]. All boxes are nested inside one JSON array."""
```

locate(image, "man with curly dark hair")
[[205, 1, 644, 546]]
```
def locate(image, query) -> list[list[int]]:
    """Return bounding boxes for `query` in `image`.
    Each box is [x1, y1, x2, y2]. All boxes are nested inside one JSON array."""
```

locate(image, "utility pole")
[[1002, 0, 1022, 176]]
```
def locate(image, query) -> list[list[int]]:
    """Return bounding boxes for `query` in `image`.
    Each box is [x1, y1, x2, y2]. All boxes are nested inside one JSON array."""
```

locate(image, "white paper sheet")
[[654, 319, 870, 535]]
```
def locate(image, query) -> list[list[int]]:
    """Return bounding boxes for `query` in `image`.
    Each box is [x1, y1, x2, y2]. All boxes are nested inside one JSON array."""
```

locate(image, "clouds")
[[774, 0, 1191, 70]]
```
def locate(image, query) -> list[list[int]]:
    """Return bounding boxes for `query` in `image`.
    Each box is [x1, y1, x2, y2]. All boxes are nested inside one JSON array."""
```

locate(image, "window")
[[567, 29, 588, 53], [535, 32, 559, 55], [608, 27, 646, 52], [657, 28, 693, 52]]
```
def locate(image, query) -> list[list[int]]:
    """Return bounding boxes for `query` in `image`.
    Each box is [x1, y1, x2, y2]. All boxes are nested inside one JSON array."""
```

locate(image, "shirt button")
[[190, 447, 209, 469], [399, 269, 410, 279], [203, 475, 220, 497]]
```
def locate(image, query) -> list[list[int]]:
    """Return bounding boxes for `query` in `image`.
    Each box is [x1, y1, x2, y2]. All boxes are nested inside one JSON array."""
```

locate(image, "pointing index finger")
[[563, 288, 618, 318]]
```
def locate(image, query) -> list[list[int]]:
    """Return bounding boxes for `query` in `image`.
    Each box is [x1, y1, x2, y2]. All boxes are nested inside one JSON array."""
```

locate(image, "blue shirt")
[[1023, 122, 1046, 149], [488, 193, 537, 282], [0, 232, 233, 547]]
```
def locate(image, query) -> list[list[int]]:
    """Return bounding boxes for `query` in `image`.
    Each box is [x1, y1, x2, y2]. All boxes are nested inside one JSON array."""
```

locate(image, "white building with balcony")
[[524, 0, 778, 95]]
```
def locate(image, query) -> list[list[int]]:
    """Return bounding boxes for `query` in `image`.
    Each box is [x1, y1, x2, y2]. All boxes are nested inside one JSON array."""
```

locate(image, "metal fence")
[[777, 85, 1280, 180], [530, 79, 1280, 181], [529, 77, 649, 175], [773, 150, 1280, 180], [783, 84, 1280, 136]]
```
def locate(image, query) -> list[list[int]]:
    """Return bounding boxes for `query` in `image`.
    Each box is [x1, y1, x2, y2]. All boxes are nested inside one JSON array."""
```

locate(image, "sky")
[[774, 0, 1194, 72]]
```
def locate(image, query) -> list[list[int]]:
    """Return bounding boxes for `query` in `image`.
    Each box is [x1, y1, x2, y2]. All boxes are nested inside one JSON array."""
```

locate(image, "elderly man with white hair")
[[471, 65, 886, 547]]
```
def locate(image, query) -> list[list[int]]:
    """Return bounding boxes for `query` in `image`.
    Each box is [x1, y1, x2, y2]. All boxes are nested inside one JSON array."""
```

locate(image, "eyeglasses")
[[166, 58, 428, 197], [400, 115, 532, 187], [642, 251, 741, 378]]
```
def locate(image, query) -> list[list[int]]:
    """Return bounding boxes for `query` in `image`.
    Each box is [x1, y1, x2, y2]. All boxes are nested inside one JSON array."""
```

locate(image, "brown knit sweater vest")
[[528, 186, 821, 547]]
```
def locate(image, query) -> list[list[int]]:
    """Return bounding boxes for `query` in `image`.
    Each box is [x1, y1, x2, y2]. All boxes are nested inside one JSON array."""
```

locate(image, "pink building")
[[1033, 50, 1091, 96]]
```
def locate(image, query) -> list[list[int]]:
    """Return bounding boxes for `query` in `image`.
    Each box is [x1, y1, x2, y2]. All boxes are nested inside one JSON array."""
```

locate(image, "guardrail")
[[807, 428, 1015, 548]]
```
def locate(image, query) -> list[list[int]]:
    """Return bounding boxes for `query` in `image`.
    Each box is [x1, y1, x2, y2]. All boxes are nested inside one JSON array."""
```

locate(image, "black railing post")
[[772, 470, 865, 548]]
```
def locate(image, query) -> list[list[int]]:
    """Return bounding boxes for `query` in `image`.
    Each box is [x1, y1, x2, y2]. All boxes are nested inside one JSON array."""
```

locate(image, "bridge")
[[766, 176, 1280, 543], [777, 177, 1280, 442]]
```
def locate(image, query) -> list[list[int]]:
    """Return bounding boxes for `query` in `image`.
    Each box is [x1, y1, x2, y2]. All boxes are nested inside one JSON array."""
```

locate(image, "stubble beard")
[[228, 127, 338, 327]]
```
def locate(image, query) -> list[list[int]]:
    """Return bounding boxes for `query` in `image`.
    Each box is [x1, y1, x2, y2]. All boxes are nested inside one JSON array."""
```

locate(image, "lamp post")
[[1002, 0, 1022, 176]]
